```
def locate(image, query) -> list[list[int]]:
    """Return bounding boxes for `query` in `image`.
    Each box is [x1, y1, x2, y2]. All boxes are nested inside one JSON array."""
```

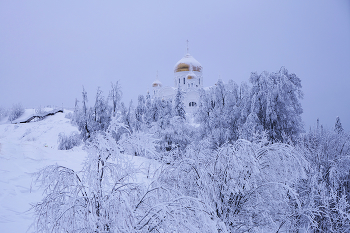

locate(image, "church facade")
[[151, 53, 203, 113]]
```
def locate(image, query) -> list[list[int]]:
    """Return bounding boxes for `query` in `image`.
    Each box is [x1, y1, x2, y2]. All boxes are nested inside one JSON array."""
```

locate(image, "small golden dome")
[[152, 80, 162, 87], [186, 71, 197, 79]]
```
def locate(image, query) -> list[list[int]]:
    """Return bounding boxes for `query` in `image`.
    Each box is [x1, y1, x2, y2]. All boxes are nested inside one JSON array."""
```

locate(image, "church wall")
[[184, 89, 200, 113], [159, 86, 175, 100], [174, 71, 203, 89]]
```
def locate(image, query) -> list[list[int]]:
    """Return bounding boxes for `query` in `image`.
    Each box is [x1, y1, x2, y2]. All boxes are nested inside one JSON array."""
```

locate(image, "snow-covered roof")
[[152, 79, 162, 87], [174, 53, 202, 73]]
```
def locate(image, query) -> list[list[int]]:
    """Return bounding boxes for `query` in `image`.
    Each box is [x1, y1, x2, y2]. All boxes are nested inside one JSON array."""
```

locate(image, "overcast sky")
[[1, 0, 349, 130]]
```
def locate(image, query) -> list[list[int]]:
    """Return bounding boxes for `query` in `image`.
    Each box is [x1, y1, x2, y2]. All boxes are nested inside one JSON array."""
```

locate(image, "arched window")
[[189, 102, 197, 107], [179, 78, 180, 83], [199, 78, 200, 85], [183, 78, 185, 84]]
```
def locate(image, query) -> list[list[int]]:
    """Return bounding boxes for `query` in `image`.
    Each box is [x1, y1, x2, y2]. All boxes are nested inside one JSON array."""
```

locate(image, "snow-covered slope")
[[0, 110, 159, 232], [0, 111, 86, 232]]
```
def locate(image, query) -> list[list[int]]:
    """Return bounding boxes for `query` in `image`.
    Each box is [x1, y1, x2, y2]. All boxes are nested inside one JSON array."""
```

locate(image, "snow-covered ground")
[[0, 110, 85, 232], [0, 108, 51, 125], [0, 110, 158, 232]]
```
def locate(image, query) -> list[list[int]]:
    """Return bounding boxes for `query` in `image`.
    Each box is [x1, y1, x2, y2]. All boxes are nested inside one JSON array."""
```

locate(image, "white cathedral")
[[151, 52, 204, 113]]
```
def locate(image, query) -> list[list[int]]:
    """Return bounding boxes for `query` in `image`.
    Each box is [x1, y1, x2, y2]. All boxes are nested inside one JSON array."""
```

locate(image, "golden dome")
[[186, 71, 197, 79], [174, 53, 202, 73], [176, 63, 190, 72]]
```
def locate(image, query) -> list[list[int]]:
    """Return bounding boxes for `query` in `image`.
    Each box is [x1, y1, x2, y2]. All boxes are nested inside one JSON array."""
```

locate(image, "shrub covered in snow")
[[34, 105, 48, 115], [64, 111, 73, 119], [8, 103, 25, 122], [33, 122, 216, 233], [57, 132, 81, 150], [0, 107, 9, 120]]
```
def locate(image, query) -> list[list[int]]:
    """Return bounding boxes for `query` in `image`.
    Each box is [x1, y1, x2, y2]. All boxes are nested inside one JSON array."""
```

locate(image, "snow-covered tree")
[[91, 87, 111, 132], [157, 135, 308, 232], [74, 98, 79, 115], [239, 112, 261, 141], [33, 128, 139, 232], [0, 106, 8, 121], [157, 116, 195, 154], [335, 116, 344, 134], [135, 95, 146, 131], [8, 103, 25, 122], [144, 91, 153, 127], [82, 86, 88, 116], [75, 86, 90, 140], [196, 80, 250, 147], [174, 87, 186, 120], [73, 87, 113, 141], [109, 81, 122, 117], [120, 100, 136, 133], [204, 140, 307, 232], [119, 129, 159, 158], [158, 99, 173, 130], [297, 123, 350, 231], [249, 67, 304, 142], [196, 80, 228, 148], [57, 132, 81, 150], [150, 97, 161, 123]]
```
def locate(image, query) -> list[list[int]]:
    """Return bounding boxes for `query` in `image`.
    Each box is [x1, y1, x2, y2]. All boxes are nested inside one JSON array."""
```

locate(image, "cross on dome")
[[187, 39, 189, 54]]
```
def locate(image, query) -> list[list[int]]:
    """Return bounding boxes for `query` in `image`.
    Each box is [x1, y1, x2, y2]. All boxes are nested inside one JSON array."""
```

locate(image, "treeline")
[[73, 67, 304, 151], [34, 67, 350, 232]]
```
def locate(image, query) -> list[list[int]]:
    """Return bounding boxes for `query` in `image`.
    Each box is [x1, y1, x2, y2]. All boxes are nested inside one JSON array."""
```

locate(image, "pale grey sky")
[[0, 0, 349, 130]]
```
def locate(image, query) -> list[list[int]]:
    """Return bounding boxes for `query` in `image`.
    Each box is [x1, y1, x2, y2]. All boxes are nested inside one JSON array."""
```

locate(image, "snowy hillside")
[[1, 94, 348, 232], [0, 110, 85, 232], [0, 110, 157, 232]]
